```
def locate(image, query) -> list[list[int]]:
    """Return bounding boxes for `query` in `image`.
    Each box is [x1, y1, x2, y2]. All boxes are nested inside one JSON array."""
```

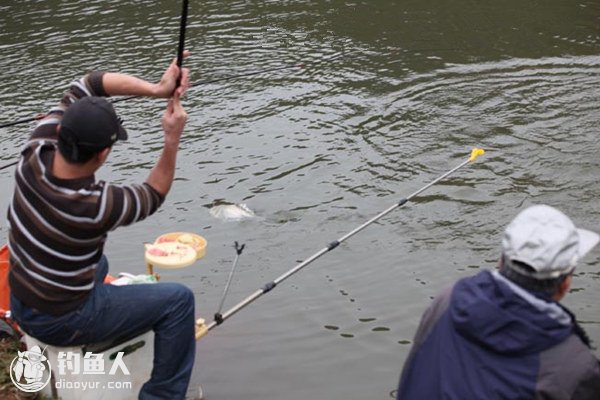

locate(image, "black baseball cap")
[[59, 97, 127, 161]]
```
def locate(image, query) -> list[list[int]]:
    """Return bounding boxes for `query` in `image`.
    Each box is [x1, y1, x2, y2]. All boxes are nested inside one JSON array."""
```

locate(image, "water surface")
[[1, 1, 599, 399]]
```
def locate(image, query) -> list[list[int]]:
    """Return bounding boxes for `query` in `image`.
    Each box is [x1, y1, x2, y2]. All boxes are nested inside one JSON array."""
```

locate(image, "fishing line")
[[0, 63, 306, 171], [0, 66, 305, 172], [115, 62, 305, 104], [0, 48, 357, 130], [0, 44, 352, 170], [195, 148, 486, 339], [0, 56, 315, 171], [0, 63, 305, 132]]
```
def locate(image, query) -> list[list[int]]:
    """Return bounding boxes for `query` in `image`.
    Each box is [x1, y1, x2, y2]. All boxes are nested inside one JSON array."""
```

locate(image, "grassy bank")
[[0, 336, 51, 400], [0, 336, 27, 399]]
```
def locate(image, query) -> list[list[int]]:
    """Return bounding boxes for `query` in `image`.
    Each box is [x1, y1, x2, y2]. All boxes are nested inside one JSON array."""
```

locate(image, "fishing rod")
[[175, 0, 189, 88], [194, 148, 486, 339], [0, 160, 17, 171], [0, 114, 46, 129]]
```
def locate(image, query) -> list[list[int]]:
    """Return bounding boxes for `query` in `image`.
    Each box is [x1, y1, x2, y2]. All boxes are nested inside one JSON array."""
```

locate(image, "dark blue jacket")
[[398, 270, 600, 400]]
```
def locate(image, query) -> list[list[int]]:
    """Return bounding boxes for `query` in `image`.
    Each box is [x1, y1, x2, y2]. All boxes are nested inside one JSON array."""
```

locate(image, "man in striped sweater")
[[8, 55, 195, 399]]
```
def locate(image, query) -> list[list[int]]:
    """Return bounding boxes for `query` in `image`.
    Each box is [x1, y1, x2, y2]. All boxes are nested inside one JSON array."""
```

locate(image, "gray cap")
[[502, 205, 599, 279]]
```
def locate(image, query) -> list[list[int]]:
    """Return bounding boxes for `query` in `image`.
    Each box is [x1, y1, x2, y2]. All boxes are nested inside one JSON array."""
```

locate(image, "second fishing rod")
[[195, 148, 486, 340]]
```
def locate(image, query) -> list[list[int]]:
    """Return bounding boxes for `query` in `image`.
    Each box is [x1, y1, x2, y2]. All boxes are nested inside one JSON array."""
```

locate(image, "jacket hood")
[[449, 270, 572, 355]]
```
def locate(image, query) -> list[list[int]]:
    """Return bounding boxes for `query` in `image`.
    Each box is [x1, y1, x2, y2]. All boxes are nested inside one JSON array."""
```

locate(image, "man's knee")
[[164, 283, 195, 314]]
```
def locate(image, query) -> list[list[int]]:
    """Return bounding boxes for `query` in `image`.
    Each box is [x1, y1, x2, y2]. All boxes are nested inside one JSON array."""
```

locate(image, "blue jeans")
[[10, 256, 195, 400]]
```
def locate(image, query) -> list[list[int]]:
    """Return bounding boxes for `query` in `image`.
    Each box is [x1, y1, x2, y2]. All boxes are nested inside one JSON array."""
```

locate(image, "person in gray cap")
[[397, 204, 600, 400], [8, 54, 196, 399]]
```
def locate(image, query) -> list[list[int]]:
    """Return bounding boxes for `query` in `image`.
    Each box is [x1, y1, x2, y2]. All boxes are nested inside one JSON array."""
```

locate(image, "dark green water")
[[1, 1, 599, 399]]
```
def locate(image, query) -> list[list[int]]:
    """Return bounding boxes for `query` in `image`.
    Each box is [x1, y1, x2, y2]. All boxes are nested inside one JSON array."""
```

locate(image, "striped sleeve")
[[104, 182, 165, 230], [29, 71, 107, 142]]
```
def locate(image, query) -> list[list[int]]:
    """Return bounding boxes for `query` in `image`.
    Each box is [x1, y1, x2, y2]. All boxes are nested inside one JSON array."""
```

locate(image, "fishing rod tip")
[[469, 148, 485, 162]]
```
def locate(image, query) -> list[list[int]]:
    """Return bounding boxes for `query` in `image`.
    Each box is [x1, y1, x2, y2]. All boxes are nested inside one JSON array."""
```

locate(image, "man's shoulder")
[[537, 333, 600, 398], [540, 333, 598, 369], [418, 283, 456, 329], [16, 139, 54, 169]]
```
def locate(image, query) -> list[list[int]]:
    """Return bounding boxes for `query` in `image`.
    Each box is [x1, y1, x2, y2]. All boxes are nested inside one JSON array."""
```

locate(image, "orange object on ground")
[[0, 244, 10, 312]]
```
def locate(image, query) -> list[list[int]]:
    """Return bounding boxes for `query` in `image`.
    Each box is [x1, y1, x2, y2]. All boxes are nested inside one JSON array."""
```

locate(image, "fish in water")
[[209, 203, 255, 221]]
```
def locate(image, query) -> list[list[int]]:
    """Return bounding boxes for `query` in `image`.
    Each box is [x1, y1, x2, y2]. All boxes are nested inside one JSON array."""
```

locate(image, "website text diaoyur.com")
[[55, 379, 133, 391]]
